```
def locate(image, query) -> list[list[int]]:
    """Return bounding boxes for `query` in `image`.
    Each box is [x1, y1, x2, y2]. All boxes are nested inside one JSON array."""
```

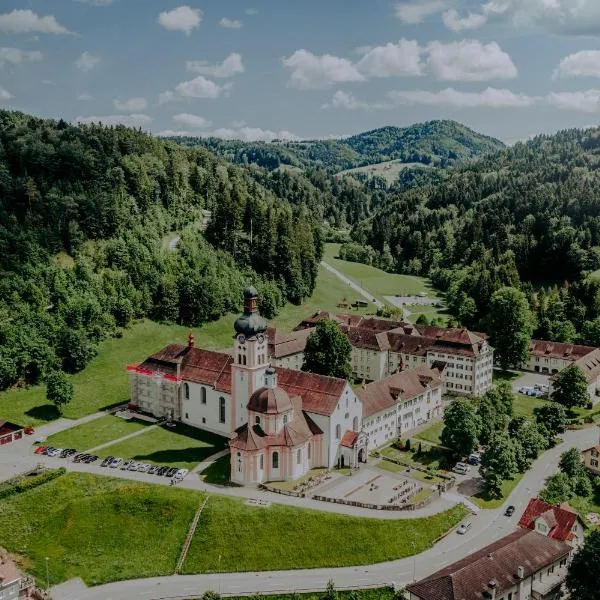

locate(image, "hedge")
[[0, 468, 66, 500]]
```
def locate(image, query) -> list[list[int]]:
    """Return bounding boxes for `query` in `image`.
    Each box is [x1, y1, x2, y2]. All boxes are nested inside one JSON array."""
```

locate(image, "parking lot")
[[509, 371, 551, 395]]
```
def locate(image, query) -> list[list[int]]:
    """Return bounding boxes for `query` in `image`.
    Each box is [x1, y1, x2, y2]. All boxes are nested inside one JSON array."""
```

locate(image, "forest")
[[0, 110, 322, 391], [171, 120, 505, 173]]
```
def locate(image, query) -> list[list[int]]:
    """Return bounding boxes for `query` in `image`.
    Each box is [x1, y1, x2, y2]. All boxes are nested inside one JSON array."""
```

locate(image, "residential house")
[[266, 327, 312, 371], [357, 365, 444, 449], [518, 498, 584, 548], [407, 529, 572, 600], [581, 443, 600, 476]]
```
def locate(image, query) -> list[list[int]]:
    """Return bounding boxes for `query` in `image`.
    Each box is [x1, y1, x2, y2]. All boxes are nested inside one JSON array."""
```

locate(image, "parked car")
[[156, 466, 167, 476], [166, 468, 178, 477], [453, 462, 472, 475], [148, 466, 157, 475], [173, 469, 188, 480], [101, 456, 114, 467], [74, 453, 89, 463], [109, 458, 122, 468], [457, 522, 472, 535], [467, 453, 481, 465], [505, 505, 515, 517], [120, 460, 132, 470], [43, 447, 57, 456], [34, 445, 48, 455], [128, 462, 140, 471], [64, 449, 77, 458], [137, 463, 150, 472]]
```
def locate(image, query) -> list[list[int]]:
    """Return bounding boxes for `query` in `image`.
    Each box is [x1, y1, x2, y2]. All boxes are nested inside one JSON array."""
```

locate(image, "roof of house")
[[293, 312, 410, 333], [582, 444, 600, 455], [266, 327, 313, 359], [340, 326, 391, 351], [518, 498, 580, 542], [406, 530, 570, 600], [572, 347, 600, 385], [230, 396, 323, 451], [529, 339, 596, 361], [0, 421, 23, 436], [357, 366, 443, 418], [415, 326, 487, 345], [386, 331, 489, 358], [340, 430, 359, 448]]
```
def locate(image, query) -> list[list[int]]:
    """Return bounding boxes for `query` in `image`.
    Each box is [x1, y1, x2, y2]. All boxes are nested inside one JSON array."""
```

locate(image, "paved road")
[[320, 261, 384, 310], [48, 425, 599, 600]]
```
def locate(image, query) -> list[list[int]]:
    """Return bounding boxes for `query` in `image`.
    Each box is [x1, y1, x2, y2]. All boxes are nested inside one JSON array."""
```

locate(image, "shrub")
[[405, 439, 412, 452], [0, 468, 66, 500]]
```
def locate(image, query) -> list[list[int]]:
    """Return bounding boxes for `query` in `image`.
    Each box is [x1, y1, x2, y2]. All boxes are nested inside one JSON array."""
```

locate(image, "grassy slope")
[[44, 414, 154, 450], [0, 265, 371, 426], [1, 473, 467, 586], [182, 496, 467, 573], [93, 423, 228, 470]]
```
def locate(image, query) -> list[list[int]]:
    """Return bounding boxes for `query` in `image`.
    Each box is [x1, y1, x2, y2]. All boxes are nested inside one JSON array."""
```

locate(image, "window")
[[185, 412, 189, 419], [592, 459, 598, 467], [353, 416, 359, 432], [297, 449, 301, 464], [283, 414, 288, 425], [255, 415, 261, 425], [272, 451, 279, 469], [308, 443, 311, 460], [202, 417, 206, 424], [184, 383, 190, 400], [336, 424, 341, 439], [242, 355, 247, 365], [219, 397, 226, 423], [201, 387, 206, 404], [259, 454, 264, 470]]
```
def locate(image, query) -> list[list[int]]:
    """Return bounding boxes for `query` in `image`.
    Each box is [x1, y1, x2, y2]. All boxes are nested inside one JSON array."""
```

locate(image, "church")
[[127, 286, 367, 484]]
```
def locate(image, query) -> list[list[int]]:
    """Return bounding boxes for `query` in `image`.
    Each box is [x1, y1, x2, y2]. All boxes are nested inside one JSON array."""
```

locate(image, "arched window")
[[308, 443, 311, 460], [219, 397, 226, 423], [283, 414, 288, 425], [272, 451, 279, 469], [259, 454, 264, 470], [184, 383, 190, 400], [255, 415, 261, 425], [242, 355, 247, 365], [201, 387, 206, 404], [237, 451, 242, 473], [353, 416, 359, 432], [336, 424, 341, 439], [297, 448, 301, 464], [237, 354, 242, 364]]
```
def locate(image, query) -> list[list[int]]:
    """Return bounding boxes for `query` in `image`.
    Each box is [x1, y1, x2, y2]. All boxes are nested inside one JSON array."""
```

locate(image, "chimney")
[[488, 579, 497, 600], [187, 331, 195, 348], [517, 566, 525, 580], [265, 367, 277, 389]]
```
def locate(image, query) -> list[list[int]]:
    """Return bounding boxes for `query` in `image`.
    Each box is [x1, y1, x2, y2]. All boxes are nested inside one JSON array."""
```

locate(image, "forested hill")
[[352, 126, 600, 344], [170, 120, 505, 173], [0, 110, 321, 391]]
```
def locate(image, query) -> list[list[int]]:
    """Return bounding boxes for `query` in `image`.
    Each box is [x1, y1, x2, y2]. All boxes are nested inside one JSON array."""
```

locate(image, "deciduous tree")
[[567, 530, 600, 600], [45, 370, 73, 414], [302, 319, 352, 379], [441, 398, 481, 456], [551, 364, 590, 410]]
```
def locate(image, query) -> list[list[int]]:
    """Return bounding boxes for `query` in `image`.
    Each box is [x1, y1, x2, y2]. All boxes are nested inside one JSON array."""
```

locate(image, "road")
[[47, 425, 599, 600], [320, 261, 384, 310]]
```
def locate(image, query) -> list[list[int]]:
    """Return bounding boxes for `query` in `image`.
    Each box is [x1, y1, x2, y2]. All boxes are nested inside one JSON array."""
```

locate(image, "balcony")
[[531, 570, 566, 600]]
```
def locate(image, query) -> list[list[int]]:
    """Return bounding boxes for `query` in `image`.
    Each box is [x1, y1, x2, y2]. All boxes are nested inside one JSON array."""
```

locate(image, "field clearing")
[[0, 265, 373, 427], [336, 160, 429, 185], [44, 414, 154, 451], [471, 472, 525, 509], [415, 422, 443, 446], [94, 422, 228, 470]]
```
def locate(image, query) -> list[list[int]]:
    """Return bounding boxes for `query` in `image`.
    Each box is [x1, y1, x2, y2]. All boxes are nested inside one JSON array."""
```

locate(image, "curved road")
[[50, 425, 599, 600]]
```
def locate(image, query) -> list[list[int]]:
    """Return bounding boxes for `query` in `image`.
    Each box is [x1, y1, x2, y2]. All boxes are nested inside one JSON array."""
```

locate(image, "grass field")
[[182, 496, 467, 574], [2, 473, 467, 585], [199, 454, 237, 486], [336, 160, 430, 185], [43, 414, 155, 451], [415, 422, 443, 446], [512, 394, 548, 419], [94, 422, 228, 470], [471, 472, 525, 509], [380, 444, 451, 474], [0, 473, 199, 586], [0, 264, 374, 427]]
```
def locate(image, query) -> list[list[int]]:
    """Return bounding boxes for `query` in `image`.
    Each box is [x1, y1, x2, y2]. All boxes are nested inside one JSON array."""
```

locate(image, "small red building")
[[0, 421, 24, 445]]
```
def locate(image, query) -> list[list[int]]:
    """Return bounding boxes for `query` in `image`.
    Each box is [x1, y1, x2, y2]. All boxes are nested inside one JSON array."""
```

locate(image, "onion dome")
[[234, 285, 267, 337], [248, 386, 293, 415]]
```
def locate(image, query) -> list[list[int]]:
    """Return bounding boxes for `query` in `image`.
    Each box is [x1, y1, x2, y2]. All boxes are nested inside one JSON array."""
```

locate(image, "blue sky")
[[1, 1, 600, 143]]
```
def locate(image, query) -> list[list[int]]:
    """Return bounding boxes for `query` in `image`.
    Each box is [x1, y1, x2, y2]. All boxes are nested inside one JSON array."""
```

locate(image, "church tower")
[[231, 286, 269, 429]]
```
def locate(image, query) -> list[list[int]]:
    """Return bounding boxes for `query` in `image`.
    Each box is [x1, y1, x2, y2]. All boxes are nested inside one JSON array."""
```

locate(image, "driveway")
[[509, 371, 551, 393], [320, 261, 384, 309]]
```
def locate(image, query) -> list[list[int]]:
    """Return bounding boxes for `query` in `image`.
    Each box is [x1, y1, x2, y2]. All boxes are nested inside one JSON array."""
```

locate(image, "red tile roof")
[[518, 498, 580, 542], [293, 312, 410, 333], [266, 327, 313, 358], [529, 340, 595, 361], [407, 530, 570, 600], [340, 430, 359, 448], [357, 366, 442, 418], [0, 421, 23, 436], [341, 326, 391, 351]]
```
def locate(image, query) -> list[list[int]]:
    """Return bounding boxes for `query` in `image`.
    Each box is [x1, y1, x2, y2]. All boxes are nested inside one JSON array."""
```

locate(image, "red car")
[[24, 426, 34, 435], [34, 445, 48, 454]]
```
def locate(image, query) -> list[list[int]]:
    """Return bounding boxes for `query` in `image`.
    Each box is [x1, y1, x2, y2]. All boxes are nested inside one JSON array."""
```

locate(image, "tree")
[[551, 364, 590, 410], [540, 472, 573, 504], [45, 370, 73, 414], [488, 287, 535, 370], [324, 580, 337, 600], [567, 530, 600, 600], [508, 419, 547, 472], [559, 448, 587, 479], [477, 396, 505, 445], [302, 319, 352, 379], [441, 398, 481, 456], [533, 402, 568, 441], [481, 432, 518, 482]]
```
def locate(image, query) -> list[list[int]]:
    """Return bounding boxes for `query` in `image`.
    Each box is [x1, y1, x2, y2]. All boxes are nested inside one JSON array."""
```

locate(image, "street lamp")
[[45, 556, 50, 591], [218, 554, 222, 594], [410, 542, 416, 582]]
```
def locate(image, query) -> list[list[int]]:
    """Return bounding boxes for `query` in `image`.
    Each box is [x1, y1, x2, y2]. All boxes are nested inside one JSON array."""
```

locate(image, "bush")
[[587, 401, 594, 410], [0, 468, 66, 500], [405, 439, 412, 452]]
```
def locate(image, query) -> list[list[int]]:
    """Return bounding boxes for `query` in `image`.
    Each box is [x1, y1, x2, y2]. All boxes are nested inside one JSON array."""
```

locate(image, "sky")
[[1, 1, 600, 143]]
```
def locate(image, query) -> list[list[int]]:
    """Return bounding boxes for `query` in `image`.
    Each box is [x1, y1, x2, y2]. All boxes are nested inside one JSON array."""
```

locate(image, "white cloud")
[[427, 40, 517, 81], [442, 9, 487, 31], [74, 0, 115, 5], [356, 39, 423, 78], [76, 114, 153, 127], [0, 86, 13, 100], [219, 18, 242, 29], [282, 49, 365, 89], [172, 113, 211, 128], [386, 87, 537, 108], [230, 119, 246, 128], [245, 8, 258, 16], [322, 90, 370, 110], [159, 75, 233, 103], [113, 97, 147, 111], [157, 125, 299, 142], [395, 0, 446, 24], [186, 53, 244, 78], [0, 9, 70, 34], [553, 51, 600, 80], [158, 6, 202, 35], [0, 47, 42, 67], [75, 51, 100, 72], [77, 92, 94, 101], [547, 90, 600, 112]]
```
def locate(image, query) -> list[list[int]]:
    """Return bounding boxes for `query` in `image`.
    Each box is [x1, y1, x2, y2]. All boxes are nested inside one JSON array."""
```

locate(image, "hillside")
[[0, 110, 321, 391], [351, 126, 600, 343], [170, 120, 505, 174]]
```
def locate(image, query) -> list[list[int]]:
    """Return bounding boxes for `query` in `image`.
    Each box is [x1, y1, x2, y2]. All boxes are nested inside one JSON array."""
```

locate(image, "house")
[[407, 529, 572, 600], [0, 421, 24, 446], [266, 327, 313, 371], [581, 444, 600, 476], [128, 287, 367, 485], [0, 553, 34, 600], [357, 365, 444, 449], [518, 498, 584, 548]]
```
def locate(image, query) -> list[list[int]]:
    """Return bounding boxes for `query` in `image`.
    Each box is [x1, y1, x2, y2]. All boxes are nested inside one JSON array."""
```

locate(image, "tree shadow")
[[128, 447, 219, 467], [25, 404, 60, 422], [457, 476, 485, 496], [199, 455, 240, 487]]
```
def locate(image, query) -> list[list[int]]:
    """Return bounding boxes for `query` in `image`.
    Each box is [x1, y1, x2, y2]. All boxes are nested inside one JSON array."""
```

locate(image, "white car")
[[109, 458, 122, 468], [453, 462, 472, 475], [137, 463, 150, 472], [457, 522, 472, 535], [173, 469, 189, 480]]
